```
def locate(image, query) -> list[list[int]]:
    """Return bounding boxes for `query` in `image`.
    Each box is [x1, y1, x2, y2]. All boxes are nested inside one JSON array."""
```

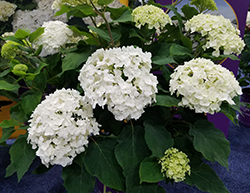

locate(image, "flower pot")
[[238, 88, 250, 127], [0, 95, 26, 139]]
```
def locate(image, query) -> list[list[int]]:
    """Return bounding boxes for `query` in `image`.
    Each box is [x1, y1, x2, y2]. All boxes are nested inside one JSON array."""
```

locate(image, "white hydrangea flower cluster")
[[78, 46, 158, 121], [33, 20, 74, 56], [185, 13, 245, 57], [159, 147, 191, 182], [1, 31, 14, 38], [51, 0, 98, 10], [132, 5, 172, 33], [27, 88, 100, 167], [0, 1, 17, 22], [12, 0, 67, 33], [169, 58, 242, 114], [0, 32, 14, 46], [246, 11, 250, 26]]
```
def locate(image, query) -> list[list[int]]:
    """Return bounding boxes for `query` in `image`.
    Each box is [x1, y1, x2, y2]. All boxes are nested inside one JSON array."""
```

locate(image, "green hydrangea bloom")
[[190, 0, 218, 13], [132, 5, 172, 33], [1, 41, 21, 59], [52, 0, 99, 10], [13, 64, 28, 72], [12, 64, 28, 76], [159, 147, 191, 182]]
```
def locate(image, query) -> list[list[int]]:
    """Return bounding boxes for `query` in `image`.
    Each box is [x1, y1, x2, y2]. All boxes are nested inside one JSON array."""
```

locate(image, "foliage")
[[238, 32, 250, 87], [0, 0, 243, 193]]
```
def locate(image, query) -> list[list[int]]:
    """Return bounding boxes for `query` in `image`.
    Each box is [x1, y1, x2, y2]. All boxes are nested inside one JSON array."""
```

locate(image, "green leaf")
[[152, 56, 176, 65], [98, 0, 114, 6], [161, 65, 172, 82], [0, 127, 15, 143], [111, 9, 133, 23], [25, 62, 48, 80], [88, 26, 121, 42], [245, 34, 250, 48], [5, 134, 36, 182], [14, 29, 30, 39], [76, 4, 97, 16], [144, 120, 174, 158], [33, 72, 47, 91], [21, 92, 42, 115], [0, 119, 20, 128], [84, 137, 125, 191], [170, 43, 192, 57], [0, 69, 11, 78], [54, 4, 71, 17], [32, 164, 53, 175], [151, 43, 177, 65], [223, 55, 240, 61], [33, 45, 43, 56], [181, 4, 199, 20], [16, 45, 32, 53], [185, 163, 230, 193], [106, 6, 131, 20], [115, 125, 151, 177], [154, 94, 180, 107], [10, 102, 28, 123], [61, 50, 92, 74], [181, 34, 193, 51], [126, 164, 165, 193], [62, 154, 96, 193], [0, 81, 20, 91], [165, 4, 183, 32], [129, 28, 153, 43], [139, 157, 164, 183], [220, 99, 239, 124], [2, 36, 25, 45], [29, 27, 44, 43], [189, 120, 230, 169]]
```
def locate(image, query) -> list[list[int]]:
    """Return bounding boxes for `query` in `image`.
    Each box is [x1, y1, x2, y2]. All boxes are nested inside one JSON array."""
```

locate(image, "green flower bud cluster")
[[159, 147, 191, 182], [13, 64, 28, 72], [12, 64, 28, 76], [1, 41, 21, 59], [132, 5, 172, 33]]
